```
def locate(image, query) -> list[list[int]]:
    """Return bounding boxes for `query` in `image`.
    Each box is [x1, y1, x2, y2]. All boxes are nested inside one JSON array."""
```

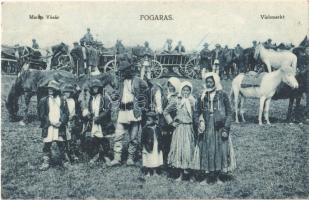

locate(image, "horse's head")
[[280, 66, 299, 89]]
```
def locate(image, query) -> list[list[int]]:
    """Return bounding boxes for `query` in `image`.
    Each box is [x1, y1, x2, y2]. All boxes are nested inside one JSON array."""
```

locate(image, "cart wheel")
[[104, 60, 117, 73], [179, 64, 186, 77], [150, 60, 163, 79], [184, 58, 200, 79]]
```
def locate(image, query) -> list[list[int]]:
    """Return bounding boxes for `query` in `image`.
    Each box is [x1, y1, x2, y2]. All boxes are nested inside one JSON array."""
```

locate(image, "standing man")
[[252, 40, 257, 48], [140, 41, 154, 80], [115, 40, 125, 55], [108, 61, 149, 166], [70, 42, 85, 75], [200, 43, 213, 76], [81, 28, 94, 45], [32, 39, 39, 49], [143, 41, 153, 55], [174, 41, 186, 53], [233, 44, 244, 74], [264, 38, 276, 49], [86, 42, 100, 74], [163, 39, 173, 53], [250, 40, 258, 71], [212, 44, 224, 78]]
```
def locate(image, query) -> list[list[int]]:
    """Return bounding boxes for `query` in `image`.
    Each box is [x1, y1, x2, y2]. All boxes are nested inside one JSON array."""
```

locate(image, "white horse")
[[230, 66, 299, 125], [254, 43, 297, 72]]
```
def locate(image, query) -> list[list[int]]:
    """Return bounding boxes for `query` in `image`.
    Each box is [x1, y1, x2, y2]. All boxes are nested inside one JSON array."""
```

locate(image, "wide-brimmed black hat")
[[46, 80, 60, 91], [118, 61, 132, 72], [62, 84, 75, 93], [89, 79, 103, 88]]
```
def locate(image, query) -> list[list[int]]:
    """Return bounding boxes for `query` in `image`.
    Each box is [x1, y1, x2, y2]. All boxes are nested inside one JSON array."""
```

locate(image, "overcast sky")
[[1, 0, 308, 51]]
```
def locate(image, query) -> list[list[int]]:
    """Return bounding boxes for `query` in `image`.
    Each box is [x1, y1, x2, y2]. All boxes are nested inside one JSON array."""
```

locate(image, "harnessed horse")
[[230, 66, 299, 125]]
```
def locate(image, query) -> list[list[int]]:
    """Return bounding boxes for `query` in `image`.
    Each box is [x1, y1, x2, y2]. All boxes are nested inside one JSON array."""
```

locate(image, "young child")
[[38, 80, 69, 170], [86, 79, 112, 164], [141, 111, 163, 176], [61, 84, 79, 162], [163, 81, 196, 181]]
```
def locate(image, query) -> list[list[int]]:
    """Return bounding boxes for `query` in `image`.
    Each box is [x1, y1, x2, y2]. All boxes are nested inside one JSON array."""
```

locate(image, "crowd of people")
[[27, 28, 302, 81], [37, 60, 236, 184]]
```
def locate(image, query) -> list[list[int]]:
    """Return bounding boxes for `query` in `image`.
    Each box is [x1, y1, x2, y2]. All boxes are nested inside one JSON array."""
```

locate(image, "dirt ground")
[[1, 75, 309, 199]]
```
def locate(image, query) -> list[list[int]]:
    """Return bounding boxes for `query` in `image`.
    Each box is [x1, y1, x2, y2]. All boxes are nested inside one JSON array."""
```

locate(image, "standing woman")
[[163, 81, 196, 181], [193, 72, 236, 184]]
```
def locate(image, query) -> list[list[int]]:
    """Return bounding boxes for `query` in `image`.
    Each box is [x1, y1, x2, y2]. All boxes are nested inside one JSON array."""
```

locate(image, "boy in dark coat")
[[84, 79, 113, 164], [61, 84, 80, 162], [38, 80, 69, 170]]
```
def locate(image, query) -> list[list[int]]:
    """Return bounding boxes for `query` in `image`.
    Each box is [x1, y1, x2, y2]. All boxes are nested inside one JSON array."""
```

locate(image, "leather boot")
[[107, 153, 121, 167]]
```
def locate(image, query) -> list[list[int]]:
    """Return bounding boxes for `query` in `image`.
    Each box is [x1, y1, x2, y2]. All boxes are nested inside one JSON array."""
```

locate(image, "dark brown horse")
[[272, 68, 309, 122], [275, 36, 309, 122], [5, 69, 117, 124]]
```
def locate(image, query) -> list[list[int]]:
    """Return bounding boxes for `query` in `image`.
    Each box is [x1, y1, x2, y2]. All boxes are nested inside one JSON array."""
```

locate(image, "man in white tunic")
[[108, 61, 148, 166]]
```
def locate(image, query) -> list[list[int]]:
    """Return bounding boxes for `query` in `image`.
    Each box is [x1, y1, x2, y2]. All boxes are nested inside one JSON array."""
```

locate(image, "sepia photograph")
[[1, 0, 309, 199]]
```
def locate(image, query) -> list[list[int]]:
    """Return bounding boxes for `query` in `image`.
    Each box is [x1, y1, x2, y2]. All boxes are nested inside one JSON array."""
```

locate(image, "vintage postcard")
[[1, 0, 308, 199]]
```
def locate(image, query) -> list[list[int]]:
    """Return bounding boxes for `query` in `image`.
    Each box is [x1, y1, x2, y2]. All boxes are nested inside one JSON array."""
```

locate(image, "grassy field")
[[1, 74, 309, 199]]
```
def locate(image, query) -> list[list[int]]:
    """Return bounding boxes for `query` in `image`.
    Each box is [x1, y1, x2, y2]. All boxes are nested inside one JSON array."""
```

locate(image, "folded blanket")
[[241, 72, 266, 88]]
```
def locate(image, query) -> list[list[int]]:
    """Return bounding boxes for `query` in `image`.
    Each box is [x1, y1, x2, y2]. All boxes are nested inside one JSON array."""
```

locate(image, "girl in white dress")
[[141, 112, 163, 176]]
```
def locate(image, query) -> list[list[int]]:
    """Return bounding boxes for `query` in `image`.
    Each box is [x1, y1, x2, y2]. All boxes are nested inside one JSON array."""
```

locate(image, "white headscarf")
[[167, 77, 181, 98], [202, 72, 223, 91], [201, 72, 223, 100], [179, 81, 195, 118]]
